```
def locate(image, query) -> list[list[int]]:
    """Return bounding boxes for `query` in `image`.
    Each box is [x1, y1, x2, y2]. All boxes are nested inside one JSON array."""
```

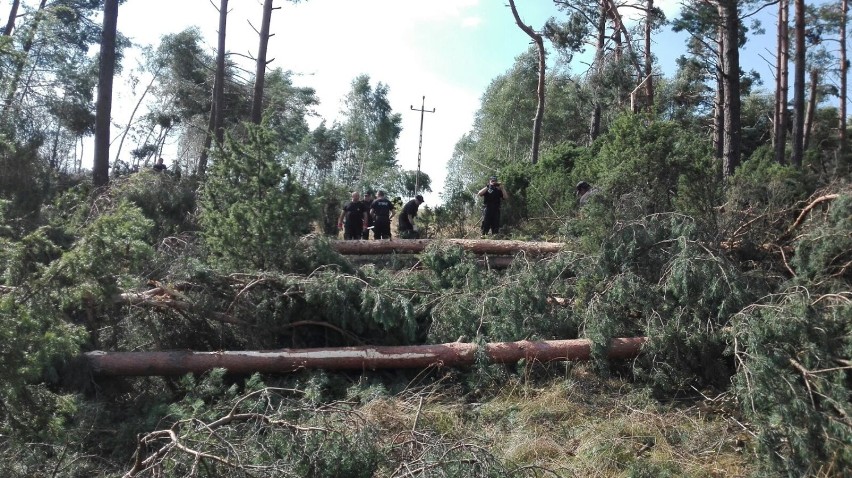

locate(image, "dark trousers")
[[343, 224, 361, 240], [362, 217, 374, 239], [481, 208, 501, 235], [373, 217, 391, 239]]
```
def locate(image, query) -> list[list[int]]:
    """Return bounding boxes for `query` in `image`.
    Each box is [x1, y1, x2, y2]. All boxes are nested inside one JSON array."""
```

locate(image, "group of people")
[[338, 175, 597, 240], [338, 191, 425, 240]]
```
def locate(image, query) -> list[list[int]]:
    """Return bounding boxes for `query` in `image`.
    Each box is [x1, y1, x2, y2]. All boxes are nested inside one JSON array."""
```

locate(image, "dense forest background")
[[0, 0, 850, 476]]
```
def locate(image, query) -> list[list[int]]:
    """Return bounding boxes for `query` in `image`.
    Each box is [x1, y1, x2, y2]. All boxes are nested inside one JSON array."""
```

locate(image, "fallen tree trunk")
[[86, 337, 646, 376], [330, 238, 564, 255]]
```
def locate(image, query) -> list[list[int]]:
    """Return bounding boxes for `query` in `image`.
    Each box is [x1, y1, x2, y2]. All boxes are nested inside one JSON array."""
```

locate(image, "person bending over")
[[398, 194, 424, 239]]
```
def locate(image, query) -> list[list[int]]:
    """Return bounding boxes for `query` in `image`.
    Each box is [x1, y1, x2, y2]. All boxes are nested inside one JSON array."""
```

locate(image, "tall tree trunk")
[[589, 0, 607, 144], [790, 0, 806, 168], [508, 0, 544, 164], [838, 0, 848, 176], [803, 68, 819, 152], [721, 0, 742, 178], [643, 0, 654, 109], [713, 18, 726, 163], [774, 0, 789, 164], [92, 0, 119, 187], [213, 0, 227, 145], [251, 0, 276, 124], [2, 0, 20, 36], [2, 0, 46, 117], [605, 0, 644, 80], [198, 0, 229, 177]]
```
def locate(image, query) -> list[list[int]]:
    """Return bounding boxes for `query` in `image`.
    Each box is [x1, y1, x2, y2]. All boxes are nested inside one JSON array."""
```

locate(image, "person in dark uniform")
[[337, 191, 368, 240], [361, 190, 374, 239], [152, 157, 167, 172], [477, 175, 508, 235], [369, 190, 395, 239], [398, 194, 424, 239]]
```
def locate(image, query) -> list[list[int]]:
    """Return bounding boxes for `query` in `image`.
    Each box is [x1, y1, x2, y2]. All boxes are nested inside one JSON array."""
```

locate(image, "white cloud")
[[461, 17, 482, 28]]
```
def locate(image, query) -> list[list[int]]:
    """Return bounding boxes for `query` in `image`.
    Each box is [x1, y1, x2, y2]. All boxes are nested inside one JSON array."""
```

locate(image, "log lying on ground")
[[330, 238, 564, 256], [345, 254, 516, 269], [85, 337, 646, 376]]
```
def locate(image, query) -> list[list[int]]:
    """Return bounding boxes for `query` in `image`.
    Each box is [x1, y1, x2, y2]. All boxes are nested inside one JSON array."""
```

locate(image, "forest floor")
[[347, 363, 754, 477]]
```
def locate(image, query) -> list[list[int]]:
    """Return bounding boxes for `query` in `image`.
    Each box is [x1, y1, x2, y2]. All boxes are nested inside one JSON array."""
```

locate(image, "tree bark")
[[790, 0, 806, 168], [589, 0, 607, 144], [838, 0, 848, 176], [720, 0, 742, 178], [604, 0, 644, 80], [713, 19, 725, 163], [85, 337, 647, 376], [198, 0, 228, 177], [251, 0, 275, 124], [92, 0, 119, 187], [774, 0, 789, 165], [643, 0, 654, 109], [508, 0, 544, 164], [331, 238, 564, 256], [1, 0, 46, 117], [2, 0, 20, 36], [803, 68, 818, 152]]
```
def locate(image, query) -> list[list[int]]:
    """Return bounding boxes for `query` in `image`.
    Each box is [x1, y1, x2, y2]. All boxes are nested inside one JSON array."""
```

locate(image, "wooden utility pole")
[[410, 96, 435, 195]]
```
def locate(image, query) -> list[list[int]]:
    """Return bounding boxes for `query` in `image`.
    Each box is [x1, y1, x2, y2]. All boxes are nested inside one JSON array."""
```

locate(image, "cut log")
[[331, 238, 564, 255], [345, 254, 516, 269], [85, 337, 646, 376]]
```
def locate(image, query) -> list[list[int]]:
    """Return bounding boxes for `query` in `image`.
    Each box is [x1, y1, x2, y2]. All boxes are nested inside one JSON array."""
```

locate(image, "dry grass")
[[357, 364, 754, 477]]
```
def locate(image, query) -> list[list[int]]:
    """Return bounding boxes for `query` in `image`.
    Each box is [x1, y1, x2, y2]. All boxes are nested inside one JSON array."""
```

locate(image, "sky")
[[110, 0, 692, 204], [6, 0, 787, 203]]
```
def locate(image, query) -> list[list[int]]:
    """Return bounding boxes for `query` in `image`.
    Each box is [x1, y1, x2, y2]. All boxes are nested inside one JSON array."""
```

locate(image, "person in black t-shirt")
[[398, 194, 424, 239], [369, 190, 395, 239], [337, 191, 368, 240], [361, 190, 374, 239], [152, 157, 167, 172], [477, 176, 508, 235]]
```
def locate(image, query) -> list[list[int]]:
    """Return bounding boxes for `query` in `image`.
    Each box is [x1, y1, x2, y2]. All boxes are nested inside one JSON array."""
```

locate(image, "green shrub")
[[731, 292, 851, 476], [108, 170, 197, 239], [199, 121, 318, 271]]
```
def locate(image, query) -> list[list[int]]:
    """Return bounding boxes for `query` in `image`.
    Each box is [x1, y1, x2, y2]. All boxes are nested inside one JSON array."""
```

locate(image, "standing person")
[[477, 175, 508, 236], [398, 194, 424, 239], [152, 157, 167, 172], [361, 190, 374, 239], [370, 190, 395, 239], [337, 191, 368, 240]]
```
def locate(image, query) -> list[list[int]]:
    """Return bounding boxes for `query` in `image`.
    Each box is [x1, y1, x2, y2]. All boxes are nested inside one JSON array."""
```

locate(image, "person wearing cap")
[[477, 176, 508, 236], [398, 194, 424, 239], [338, 191, 368, 240], [575, 181, 599, 206], [361, 190, 375, 239], [370, 190, 395, 239]]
